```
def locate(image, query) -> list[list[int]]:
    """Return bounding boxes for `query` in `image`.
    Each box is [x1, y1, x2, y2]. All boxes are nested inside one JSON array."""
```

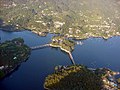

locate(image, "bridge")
[[30, 44, 76, 65], [30, 44, 50, 50], [68, 52, 76, 65]]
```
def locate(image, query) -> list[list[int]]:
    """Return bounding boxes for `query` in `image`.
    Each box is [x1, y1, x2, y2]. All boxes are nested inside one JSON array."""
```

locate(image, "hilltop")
[[0, 0, 120, 39]]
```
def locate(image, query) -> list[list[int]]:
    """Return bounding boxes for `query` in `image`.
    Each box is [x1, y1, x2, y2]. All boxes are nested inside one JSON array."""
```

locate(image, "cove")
[[0, 30, 120, 90]]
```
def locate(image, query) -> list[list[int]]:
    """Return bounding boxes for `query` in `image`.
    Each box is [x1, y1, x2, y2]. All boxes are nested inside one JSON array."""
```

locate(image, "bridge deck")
[[31, 44, 75, 65], [30, 44, 50, 50], [68, 52, 76, 65]]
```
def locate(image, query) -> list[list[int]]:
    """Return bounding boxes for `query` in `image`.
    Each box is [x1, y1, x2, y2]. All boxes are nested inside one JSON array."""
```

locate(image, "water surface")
[[0, 30, 120, 90]]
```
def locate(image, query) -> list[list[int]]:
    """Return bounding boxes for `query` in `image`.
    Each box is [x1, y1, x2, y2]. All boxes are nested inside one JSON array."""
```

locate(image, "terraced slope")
[[0, 0, 120, 39]]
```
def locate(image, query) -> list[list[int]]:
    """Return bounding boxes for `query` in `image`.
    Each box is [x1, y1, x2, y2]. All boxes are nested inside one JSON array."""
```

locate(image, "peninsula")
[[0, 38, 31, 79], [44, 65, 120, 90]]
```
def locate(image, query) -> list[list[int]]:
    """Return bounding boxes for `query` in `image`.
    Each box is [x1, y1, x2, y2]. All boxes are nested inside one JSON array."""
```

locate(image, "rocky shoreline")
[[49, 44, 70, 53], [30, 29, 120, 40]]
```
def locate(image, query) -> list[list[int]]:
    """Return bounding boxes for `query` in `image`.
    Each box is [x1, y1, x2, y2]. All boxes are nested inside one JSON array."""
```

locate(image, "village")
[[1, 0, 120, 40]]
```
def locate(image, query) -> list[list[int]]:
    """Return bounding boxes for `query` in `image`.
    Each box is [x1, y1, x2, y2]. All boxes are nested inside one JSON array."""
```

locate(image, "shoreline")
[[49, 44, 70, 53], [0, 38, 31, 80], [30, 29, 120, 40], [44, 65, 120, 90], [1, 29, 120, 41]]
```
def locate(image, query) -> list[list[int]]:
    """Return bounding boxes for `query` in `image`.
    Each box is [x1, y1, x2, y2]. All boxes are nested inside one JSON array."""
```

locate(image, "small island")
[[49, 36, 76, 64], [44, 65, 120, 90], [50, 36, 75, 53], [0, 38, 31, 79]]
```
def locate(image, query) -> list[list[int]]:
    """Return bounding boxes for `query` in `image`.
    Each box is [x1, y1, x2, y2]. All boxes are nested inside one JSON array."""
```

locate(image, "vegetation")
[[1, 0, 120, 89], [44, 65, 120, 90], [0, 38, 31, 79], [44, 65, 103, 90], [50, 36, 75, 52], [0, 70, 5, 79], [0, 0, 120, 40]]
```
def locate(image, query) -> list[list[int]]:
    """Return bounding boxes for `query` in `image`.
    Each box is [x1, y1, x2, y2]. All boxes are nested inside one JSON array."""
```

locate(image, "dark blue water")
[[73, 37, 120, 71], [0, 30, 120, 90]]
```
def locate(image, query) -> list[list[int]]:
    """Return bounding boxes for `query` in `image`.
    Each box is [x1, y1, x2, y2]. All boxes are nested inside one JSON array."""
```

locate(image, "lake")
[[0, 30, 120, 90]]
